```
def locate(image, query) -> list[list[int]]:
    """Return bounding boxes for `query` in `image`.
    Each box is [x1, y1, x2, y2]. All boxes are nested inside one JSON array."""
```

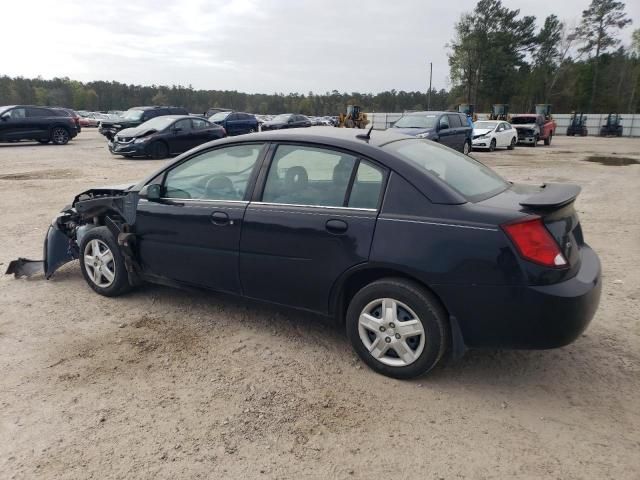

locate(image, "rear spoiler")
[[519, 183, 581, 209]]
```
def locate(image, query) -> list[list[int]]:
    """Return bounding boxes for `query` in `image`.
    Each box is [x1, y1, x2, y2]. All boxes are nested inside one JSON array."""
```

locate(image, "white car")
[[472, 120, 517, 151]]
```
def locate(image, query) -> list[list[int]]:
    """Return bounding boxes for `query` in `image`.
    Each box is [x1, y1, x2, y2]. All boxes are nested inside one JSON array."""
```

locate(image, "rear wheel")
[[346, 278, 449, 379], [462, 140, 471, 155], [51, 127, 70, 145], [150, 141, 169, 159], [79, 227, 132, 297], [489, 139, 496, 152], [508, 137, 516, 150]]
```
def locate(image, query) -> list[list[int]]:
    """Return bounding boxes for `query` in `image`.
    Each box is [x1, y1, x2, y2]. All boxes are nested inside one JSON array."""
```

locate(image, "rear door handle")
[[211, 211, 230, 225], [326, 219, 348, 234]]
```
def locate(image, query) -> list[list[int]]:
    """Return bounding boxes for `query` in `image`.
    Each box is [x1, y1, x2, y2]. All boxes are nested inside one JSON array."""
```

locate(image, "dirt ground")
[[1, 130, 639, 480]]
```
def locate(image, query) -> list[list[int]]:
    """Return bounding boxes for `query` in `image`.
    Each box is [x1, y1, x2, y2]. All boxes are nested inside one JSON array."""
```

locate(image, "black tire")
[[544, 133, 552, 146], [38, 139, 50, 144], [489, 139, 496, 152], [150, 141, 169, 159], [345, 278, 450, 379], [462, 140, 471, 155], [79, 226, 132, 297], [507, 137, 516, 150], [50, 127, 70, 145]]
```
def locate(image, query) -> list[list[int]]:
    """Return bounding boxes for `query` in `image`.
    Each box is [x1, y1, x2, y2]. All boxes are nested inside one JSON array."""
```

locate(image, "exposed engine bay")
[[5, 185, 140, 281]]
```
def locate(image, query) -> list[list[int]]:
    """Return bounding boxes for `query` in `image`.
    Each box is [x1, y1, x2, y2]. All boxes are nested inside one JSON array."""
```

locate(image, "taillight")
[[502, 217, 567, 268]]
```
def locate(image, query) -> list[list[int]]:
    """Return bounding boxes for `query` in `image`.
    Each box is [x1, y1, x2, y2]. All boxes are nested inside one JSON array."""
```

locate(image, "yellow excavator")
[[337, 105, 369, 129]]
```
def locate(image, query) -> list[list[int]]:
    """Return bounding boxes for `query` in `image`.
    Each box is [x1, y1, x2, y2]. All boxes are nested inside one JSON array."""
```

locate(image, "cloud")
[[2, 0, 638, 94]]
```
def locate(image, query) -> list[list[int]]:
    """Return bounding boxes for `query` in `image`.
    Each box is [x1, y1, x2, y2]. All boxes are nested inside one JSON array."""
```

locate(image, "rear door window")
[[173, 119, 192, 131], [348, 160, 384, 209], [448, 114, 462, 128], [262, 145, 357, 207]]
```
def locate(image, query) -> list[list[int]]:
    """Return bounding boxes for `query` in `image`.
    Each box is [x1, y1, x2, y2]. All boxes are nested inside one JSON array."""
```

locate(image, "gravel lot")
[[1, 130, 639, 479]]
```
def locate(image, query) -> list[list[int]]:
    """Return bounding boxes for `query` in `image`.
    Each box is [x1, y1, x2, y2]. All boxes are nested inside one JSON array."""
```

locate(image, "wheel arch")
[[330, 264, 466, 358]]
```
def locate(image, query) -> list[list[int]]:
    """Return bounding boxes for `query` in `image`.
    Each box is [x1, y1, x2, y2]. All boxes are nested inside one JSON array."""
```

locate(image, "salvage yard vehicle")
[[99, 106, 189, 140], [390, 111, 472, 155], [511, 114, 556, 147], [567, 112, 588, 136], [7, 128, 602, 379], [108, 115, 226, 159], [208, 111, 259, 135], [0, 105, 78, 145], [260, 113, 311, 130], [599, 113, 623, 136], [472, 120, 517, 151], [337, 105, 369, 129]]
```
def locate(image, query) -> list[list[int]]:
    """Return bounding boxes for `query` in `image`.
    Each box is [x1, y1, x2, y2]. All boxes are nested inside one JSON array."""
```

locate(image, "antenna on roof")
[[356, 123, 375, 141]]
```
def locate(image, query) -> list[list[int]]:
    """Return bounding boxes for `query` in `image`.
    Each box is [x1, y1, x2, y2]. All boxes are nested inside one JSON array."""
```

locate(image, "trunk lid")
[[479, 183, 584, 273]]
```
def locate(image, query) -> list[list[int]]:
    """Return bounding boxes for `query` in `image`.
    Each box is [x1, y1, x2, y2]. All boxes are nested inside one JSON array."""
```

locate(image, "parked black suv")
[[0, 105, 78, 145], [99, 106, 189, 140]]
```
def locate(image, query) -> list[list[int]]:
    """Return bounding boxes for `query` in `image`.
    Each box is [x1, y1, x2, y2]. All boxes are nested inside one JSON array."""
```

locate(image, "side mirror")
[[139, 183, 162, 201]]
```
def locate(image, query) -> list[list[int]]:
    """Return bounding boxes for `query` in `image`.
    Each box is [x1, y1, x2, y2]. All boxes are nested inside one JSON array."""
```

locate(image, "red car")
[[511, 114, 556, 147]]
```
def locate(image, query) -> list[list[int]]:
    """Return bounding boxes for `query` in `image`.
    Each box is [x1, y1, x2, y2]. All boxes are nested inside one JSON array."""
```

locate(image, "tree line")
[[448, 0, 638, 114], [0, 0, 637, 115]]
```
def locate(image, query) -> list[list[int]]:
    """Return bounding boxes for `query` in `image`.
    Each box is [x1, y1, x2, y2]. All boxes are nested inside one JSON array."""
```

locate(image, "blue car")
[[390, 111, 472, 155], [209, 111, 258, 136]]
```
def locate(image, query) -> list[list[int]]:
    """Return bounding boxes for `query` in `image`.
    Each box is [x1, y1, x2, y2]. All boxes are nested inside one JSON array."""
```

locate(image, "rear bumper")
[[433, 245, 602, 349]]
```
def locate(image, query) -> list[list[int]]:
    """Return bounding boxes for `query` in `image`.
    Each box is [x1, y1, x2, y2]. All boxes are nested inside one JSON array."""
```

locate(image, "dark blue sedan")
[[391, 111, 472, 155], [32, 128, 601, 379], [208, 111, 258, 136]]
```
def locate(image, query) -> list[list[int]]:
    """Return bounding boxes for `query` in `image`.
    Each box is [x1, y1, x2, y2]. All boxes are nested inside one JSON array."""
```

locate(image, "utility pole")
[[427, 62, 432, 110]]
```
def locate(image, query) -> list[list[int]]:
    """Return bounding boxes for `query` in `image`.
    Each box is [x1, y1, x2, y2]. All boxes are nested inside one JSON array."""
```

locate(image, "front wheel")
[[51, 127, 70, 145], [346, 278, 449, 379], [508, 137, 516, 150], [149, 141, 169, 159], [489, 139, 496, 152], [544, 133, 553, 146], [462, 140, 471, 155], [79, 226, 132, 297]]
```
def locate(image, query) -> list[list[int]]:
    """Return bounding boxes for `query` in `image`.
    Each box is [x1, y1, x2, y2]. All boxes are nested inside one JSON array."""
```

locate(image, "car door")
[[190, 118, 217, 147], [239, 143, 386, 313], [447, 114, 463, 151], [437, 114, 453, 148], [135, 143, 266, 293], [27, 107, 54, 139], [499, 122, 511, 147], [167, 118, 194, 153], [0, 107, 31, 141]]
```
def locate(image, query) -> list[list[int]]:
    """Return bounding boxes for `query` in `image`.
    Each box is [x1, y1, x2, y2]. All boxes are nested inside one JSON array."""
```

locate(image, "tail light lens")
[[502, 217, 567, 268]]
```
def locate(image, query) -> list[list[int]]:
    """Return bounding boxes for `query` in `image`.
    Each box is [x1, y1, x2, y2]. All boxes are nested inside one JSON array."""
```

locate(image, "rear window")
[[383, 139, 509, 202]]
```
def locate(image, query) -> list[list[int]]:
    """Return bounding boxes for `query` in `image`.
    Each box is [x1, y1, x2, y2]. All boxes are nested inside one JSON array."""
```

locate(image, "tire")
[[150, 141, 169, 159], [489, 139, 496, 152], [79, 226, 132, 297], [345, 278, 450, 379], [462, 140, 471, 155], [508, 137, 516, 150], [544, 133, 552, 146], [50, 127, 70, 145]]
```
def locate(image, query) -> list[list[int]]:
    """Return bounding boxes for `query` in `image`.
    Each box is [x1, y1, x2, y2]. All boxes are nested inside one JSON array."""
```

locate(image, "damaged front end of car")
[[6, 185, 141, 281]]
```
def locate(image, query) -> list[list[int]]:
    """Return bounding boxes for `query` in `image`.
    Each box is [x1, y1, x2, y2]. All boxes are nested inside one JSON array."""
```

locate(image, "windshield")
[[510, 116, 536, 125], [121, 109, 144, 121], [272, 114, 292, 123], [138, 116, 177, 131], [383, 139, 509, 202], [473, 121, 498, 130], [209, 111, 231, 122], [393, 114, 437, 129]]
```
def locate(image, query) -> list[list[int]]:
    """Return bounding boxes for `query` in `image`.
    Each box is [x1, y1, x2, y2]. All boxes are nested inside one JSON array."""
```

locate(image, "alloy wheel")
[[358, 298, 426, 367], [52, 128, 69, 145], [83, 239, 116, 288], [463, 141, 470, 155]]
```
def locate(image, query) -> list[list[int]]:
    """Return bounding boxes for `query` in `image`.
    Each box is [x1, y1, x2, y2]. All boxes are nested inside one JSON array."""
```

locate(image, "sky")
[[2, 0, 638, 94]]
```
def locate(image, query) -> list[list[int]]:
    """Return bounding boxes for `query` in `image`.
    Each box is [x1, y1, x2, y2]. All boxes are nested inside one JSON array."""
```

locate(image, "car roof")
[[236, 126, 408, 147], [404, 111, 448, 116], [129, 106, 187, 111]]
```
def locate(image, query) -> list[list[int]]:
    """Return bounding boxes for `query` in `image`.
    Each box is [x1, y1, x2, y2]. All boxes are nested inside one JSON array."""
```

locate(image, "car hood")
[[116, 126, 158, 138], [472, 128, 493, 136], [512, 123, 537, 129], [389, 127, 434, 136]]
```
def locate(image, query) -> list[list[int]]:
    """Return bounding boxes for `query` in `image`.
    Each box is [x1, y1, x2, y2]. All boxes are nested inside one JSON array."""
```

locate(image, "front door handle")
[[326, 219, 348, 234], [211, 211, 230, 225]]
